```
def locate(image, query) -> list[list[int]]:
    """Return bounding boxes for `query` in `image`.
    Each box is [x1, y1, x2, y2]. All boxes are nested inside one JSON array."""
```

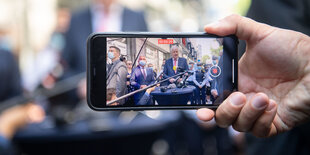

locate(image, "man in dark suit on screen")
[[163, 45, 189, 85], [130, 56, 155, 105]]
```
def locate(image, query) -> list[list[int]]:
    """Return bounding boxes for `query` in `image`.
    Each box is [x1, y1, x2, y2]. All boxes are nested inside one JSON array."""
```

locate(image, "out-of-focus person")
[[62, 0, 148, 103], [163, 45, 188, 85], [130, 56, 155, 105], [23, 7, 71, 92], [0, 103, 45, 154], [106, 46, 127, 105], [0, 49, 45, 154], [0, 50, 22, 102]]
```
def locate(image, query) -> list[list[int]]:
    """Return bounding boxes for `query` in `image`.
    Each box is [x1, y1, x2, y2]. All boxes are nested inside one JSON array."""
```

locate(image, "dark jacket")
[[163, 57, 189, 79], [62, 7, 148, 77]]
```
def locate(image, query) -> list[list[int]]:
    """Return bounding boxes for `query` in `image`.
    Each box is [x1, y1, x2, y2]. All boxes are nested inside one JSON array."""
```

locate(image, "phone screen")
[[88, 33, 238, 110]]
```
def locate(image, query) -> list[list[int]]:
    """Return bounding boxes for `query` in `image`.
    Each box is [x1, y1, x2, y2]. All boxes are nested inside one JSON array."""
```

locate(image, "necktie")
[[142, 67, 146, 79], [174, 59, 177, 73]]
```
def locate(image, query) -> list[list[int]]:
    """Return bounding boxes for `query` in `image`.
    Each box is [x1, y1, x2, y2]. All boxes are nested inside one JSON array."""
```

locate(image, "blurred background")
[[0, 0, 309, 155]]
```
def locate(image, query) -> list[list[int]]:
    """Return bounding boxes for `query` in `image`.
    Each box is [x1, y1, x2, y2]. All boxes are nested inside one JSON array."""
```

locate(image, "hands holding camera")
[[197, 14, 310, 137]]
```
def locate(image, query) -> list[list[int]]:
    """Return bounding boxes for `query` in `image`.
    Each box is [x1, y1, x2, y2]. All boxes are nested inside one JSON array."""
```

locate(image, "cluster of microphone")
[[160, 66, 194, 92]]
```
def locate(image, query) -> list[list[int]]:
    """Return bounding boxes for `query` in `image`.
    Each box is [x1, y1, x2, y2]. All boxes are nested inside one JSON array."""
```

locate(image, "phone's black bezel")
[[87, 32, 238, 111]]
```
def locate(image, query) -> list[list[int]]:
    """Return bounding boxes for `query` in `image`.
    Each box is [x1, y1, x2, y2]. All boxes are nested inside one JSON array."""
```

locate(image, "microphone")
[[167, 83, 177, 89], [177, 66, 185, 72], [173, 66, 177, 72]]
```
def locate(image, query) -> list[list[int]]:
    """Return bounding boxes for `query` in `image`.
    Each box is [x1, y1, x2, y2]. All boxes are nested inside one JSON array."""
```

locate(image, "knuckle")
[[232, 123, 247, 132]]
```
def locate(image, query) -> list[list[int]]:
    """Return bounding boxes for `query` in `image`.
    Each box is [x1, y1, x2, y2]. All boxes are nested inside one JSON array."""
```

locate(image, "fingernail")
[[266, 100, 276, 112], [230, 93, 244, 106], [252, 95, 268, 109]]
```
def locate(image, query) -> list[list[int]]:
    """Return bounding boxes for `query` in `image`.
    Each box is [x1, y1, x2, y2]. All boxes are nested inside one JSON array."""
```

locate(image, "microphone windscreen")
[[167, 84, 177, 89]]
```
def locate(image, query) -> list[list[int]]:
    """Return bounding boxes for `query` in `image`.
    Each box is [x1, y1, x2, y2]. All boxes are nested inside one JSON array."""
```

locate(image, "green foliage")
[[210, 45, 223, 57], [201, 55, 210, 64]]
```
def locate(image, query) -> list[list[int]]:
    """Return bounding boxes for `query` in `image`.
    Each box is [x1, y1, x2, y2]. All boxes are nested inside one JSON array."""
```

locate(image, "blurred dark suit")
[[130, 66, 155, 104], [0, 50, 22, 102], [62, 7, 148, 77], [163, 57, 188, 83], [60, 6, 148, 104], [241, 0, 310, 155], [0, 49, 22, 154]]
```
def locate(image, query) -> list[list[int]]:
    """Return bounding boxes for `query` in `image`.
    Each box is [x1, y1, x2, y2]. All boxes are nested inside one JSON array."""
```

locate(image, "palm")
[[238, 27, 310, 132]]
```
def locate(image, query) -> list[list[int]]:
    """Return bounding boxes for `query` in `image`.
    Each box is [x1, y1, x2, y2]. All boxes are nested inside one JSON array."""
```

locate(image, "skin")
[[126, 60, 133, 71], [171, 46, 179, 60], [196, 14, 310, 137], [0, 104, 45, 139]]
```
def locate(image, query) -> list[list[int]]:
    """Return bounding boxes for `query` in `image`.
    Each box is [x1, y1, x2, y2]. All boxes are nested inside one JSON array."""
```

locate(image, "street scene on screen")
[[106, 37, 224, 106]]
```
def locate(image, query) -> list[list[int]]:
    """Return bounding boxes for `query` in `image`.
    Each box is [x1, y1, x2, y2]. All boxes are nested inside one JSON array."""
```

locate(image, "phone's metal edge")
[[86, 33, 100, 111], [91, 105, 219, 111], [90, 32, 234, 38], [86, 32, 239, 111]]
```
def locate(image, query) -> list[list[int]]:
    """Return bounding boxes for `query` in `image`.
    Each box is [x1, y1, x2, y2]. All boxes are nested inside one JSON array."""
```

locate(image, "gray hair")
[[170, 45, 180, 52]]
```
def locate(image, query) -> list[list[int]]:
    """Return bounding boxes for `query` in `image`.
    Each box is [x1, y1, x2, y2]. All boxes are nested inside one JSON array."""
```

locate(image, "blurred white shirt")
[[91, 3, 123, 32]]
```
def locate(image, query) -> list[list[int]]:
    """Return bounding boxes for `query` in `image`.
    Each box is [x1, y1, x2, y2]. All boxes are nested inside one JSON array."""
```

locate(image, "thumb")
[[204, 14, 274, 42]]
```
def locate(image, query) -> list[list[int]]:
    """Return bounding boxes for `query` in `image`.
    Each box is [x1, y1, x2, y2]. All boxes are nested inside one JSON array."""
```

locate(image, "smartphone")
[[87, 32, 238, 111]]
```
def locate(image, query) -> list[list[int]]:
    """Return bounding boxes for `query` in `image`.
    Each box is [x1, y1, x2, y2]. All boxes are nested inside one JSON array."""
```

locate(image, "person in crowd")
[[124, 60, 134, 105], [0, 49, 45, 154], [157, 59, 166, 84], [186, 61, 195, 86], [211, 51, 224, 104], [196, 14, 310, 140], [106, 46, 127, 105], [130, 56, 155, 105], [186, 61, 196, 104], [61, 0, 148, 102], [212, 55, 219, 66], [106, 88, 119, 106], [147, 63, 157, 80], [163, 45, 188, 85], [193, 63, 209, 105], [204, 63, 213, 104]]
